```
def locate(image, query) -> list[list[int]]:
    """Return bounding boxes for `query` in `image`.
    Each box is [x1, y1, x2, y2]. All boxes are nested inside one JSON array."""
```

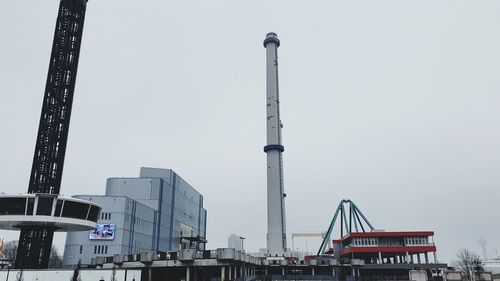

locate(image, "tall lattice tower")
[[11, 0, 99, 269]]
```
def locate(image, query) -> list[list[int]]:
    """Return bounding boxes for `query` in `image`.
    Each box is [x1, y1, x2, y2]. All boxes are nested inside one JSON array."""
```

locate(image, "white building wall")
[[228, 234, 243, 252], [63, 196, 156, 266]]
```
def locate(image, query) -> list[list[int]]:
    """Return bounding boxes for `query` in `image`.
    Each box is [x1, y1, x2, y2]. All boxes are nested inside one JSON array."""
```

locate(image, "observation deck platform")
[[0, 194, 101, 231]]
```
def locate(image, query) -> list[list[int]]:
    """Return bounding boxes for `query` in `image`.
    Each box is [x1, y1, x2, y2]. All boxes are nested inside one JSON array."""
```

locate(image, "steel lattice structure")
[[15, 0, 88, 269], [317, 199, 375, 256]]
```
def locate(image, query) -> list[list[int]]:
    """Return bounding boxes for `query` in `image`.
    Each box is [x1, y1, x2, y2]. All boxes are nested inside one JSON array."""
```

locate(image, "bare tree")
[[3, 240, 63, 268], [3, 241, 18, 261], [452, 248, 482, 281], [48, 245, 63, 268]]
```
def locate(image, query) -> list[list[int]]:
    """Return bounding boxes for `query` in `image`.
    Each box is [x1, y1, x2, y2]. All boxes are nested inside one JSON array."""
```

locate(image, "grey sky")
[[1, 1, 499, 263]]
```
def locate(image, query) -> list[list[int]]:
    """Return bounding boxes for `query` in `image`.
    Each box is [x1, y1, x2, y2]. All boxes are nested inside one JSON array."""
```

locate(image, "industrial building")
[[330, 231, 445, 280], [228, 234, 244, 252], [63, 167, 207, 266], [334, 231, 438, 264]]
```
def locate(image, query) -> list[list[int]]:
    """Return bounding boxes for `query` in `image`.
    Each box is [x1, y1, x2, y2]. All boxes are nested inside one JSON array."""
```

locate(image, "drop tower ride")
[[9, 0, 99, 269]]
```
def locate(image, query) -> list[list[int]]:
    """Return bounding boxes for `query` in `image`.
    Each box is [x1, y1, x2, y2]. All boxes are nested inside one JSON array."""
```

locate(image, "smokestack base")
[[263, 32, 280, 48]]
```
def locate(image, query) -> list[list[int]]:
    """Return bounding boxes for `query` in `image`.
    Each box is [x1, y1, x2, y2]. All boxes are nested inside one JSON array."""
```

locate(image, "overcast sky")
[[1, 0, 499, 263]]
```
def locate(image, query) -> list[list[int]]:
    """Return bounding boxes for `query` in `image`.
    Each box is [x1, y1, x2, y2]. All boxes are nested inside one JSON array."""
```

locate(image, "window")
[[87, 205, 100, 222], [0, 198, 27, 215], [26, 198, 35, 215], [79, 245, 83, 254], [36, 196, 53, 216], [61, 201, 88, 220], [54, 200, 63, 217], [105, 246, 108, 254], [100, 212, 112, 220], [94, 245, 97, 254], [352, 238, 358, 246]]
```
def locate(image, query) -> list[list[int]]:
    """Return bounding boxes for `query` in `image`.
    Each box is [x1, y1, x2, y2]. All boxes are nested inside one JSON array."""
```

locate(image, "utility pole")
[[240, 236, 246, 252]]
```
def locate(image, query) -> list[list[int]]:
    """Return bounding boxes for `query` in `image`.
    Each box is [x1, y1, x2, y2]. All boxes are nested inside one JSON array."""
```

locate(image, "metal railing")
[[259, 275, 337, 281], [356, 275, 409, 281]]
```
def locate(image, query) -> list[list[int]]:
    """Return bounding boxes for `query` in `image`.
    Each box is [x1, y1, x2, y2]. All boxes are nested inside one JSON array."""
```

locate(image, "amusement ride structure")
[[0, 0, 101, 269]]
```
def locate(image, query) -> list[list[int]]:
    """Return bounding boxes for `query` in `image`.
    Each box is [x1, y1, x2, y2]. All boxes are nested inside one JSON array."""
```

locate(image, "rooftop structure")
[[334, 231, 438, 264]]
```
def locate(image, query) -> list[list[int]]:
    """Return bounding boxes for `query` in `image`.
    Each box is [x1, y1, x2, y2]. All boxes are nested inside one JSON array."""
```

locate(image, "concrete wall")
[[0, 269, 141, 281]]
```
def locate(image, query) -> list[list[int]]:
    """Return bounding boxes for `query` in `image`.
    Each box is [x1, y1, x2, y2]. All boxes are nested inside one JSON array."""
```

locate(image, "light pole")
[[5, 264, 10, 281], [239, 237, 246, 253]]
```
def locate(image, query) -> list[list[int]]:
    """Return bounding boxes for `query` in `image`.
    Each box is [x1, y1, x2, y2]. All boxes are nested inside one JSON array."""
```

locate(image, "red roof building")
[[333, 231, 438, 265]]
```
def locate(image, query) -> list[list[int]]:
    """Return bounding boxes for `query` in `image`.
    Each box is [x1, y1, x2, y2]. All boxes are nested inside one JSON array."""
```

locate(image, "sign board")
[[90, 224, 116, 240]]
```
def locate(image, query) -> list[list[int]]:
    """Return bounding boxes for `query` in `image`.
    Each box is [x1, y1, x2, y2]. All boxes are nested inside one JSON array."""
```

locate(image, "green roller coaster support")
[[317, 199, 376, 256]]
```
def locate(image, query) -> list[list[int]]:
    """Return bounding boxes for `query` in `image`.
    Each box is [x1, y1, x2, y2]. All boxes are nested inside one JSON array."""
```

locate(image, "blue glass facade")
[[63, 168, 206, 266]]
